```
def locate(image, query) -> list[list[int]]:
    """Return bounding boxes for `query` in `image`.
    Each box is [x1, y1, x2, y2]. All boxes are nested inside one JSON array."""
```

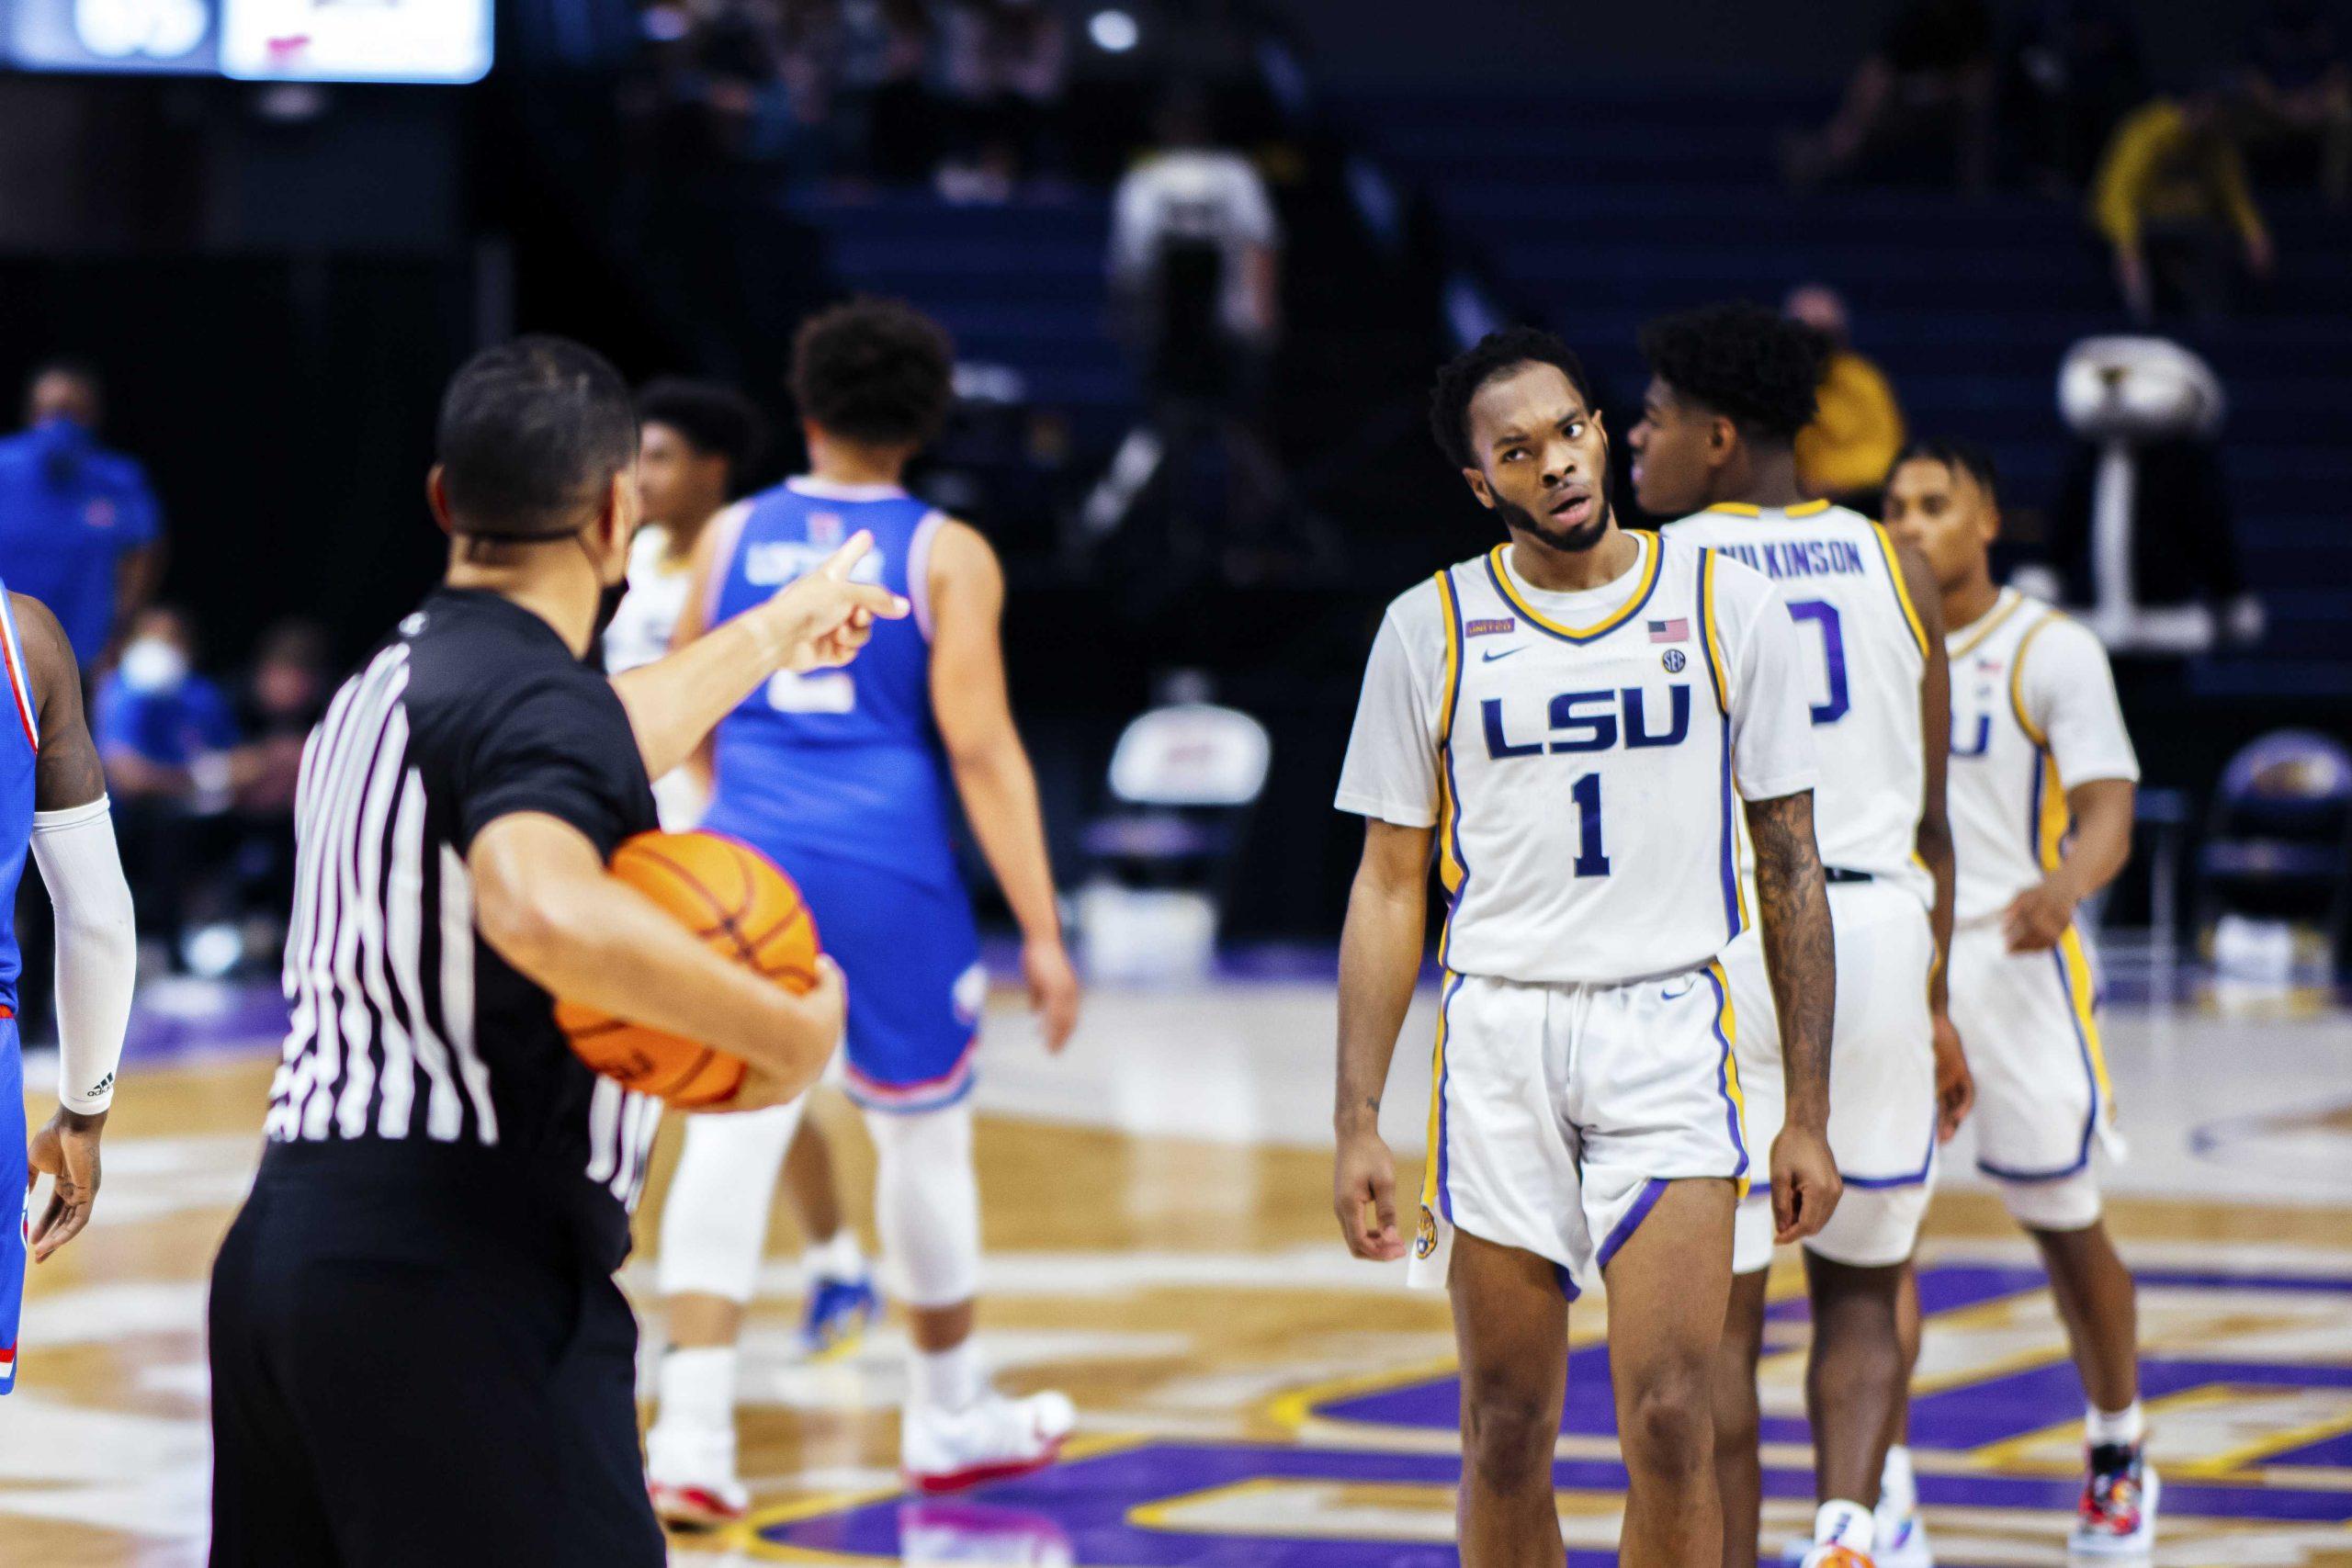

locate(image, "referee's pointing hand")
[[773, 530, 910, 673]]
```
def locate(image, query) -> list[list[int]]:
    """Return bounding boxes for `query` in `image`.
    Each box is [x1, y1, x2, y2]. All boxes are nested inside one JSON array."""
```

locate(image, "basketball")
[[556, 829, 821, 1108]]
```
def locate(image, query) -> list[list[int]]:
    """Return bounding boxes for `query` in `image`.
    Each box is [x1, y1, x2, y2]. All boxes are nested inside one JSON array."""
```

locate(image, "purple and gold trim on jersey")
[[1479, 533, 1662, 646], [1696, 551, 1748, 943], [1868, 521, 1932, 660], [1418, 973, 1464, 1232], [1705, 957, 1749, 1193], [1431, 570, 1469, 972], [1594, 1177, 1669, 1272]]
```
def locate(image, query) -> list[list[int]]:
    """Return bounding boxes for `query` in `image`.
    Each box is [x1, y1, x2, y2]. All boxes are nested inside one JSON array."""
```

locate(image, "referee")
[[207, 337, 903, 1566]]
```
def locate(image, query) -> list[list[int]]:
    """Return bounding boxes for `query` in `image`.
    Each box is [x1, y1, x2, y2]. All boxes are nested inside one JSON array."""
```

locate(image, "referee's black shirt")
[[259, 587, 662, 1271]]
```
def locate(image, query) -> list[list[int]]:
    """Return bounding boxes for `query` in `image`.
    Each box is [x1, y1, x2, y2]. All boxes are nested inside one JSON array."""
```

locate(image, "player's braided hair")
[[1895, 437, 2001, 505], [1638, 301, 1830, 444], [789, 297, 956, 449], [1428, 326, 1600, 470]]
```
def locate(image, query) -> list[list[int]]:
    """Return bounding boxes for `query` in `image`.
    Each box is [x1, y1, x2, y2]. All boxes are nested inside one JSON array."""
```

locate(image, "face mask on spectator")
[[119, 637, 189, 694]]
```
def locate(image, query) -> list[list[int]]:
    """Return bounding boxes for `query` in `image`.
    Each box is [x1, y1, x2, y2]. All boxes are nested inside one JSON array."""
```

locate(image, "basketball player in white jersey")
[[611, 382, 884, 1427], [1885, 441, 2154, 1555], [1334, 326, 1842, 1568], [1633, 303, 1968, 1568]]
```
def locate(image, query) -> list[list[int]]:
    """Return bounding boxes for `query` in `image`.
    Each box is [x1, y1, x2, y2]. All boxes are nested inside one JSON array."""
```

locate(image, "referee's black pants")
[[207, 1158, 665, 1567]]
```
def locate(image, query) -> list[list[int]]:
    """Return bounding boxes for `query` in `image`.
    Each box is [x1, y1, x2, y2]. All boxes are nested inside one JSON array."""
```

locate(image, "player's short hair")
[[1896, 437, 2001, 505], [1638, 301, 1829, 444], [435, 335, 639, 539], [788, 298, 956, 449], [638, 378, 766, 483], [1428, 327, 1599, 470]]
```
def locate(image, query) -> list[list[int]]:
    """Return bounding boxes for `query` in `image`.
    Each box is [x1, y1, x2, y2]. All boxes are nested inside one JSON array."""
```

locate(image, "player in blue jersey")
[[1, 582, 139, 1396], [645, 299, 1081, 1520]]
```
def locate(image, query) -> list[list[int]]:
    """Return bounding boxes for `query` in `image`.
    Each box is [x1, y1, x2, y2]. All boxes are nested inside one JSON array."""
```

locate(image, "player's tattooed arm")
[[1333, 818, 1430, 1262], [1746, 788, 1834, 1130], [1747, 786, 1842, 1241]]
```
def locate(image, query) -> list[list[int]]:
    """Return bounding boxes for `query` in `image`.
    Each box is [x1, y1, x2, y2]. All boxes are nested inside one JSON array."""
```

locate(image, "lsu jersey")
[[602, 525, 697, 678], [603, 525, 710, 829], [1946, 587, 2140, 924], [1336, 531, 1817, 986], [1663, 501, 1932, 907]]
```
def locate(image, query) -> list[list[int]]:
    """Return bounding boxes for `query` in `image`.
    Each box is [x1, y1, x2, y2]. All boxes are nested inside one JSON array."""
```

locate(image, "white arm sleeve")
[[30, 796, 136, 1113]]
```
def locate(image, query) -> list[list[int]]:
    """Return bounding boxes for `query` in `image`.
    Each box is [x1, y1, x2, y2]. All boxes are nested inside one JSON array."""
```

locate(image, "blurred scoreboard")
[[4, 0, 491, 81]]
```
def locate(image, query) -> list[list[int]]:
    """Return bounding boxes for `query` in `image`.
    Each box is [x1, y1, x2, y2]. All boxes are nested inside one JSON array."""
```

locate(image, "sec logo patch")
[[1662, 649, 1687, 673]]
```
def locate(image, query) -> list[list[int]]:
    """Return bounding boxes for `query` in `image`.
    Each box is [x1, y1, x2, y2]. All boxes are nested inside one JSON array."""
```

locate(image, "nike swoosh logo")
[[1661, 977, 1698, 1000], [1481, 648, 1524, 662]]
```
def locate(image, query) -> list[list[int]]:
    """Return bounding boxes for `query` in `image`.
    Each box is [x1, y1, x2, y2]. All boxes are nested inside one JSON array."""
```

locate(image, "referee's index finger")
[[818, 530, 875, 580]]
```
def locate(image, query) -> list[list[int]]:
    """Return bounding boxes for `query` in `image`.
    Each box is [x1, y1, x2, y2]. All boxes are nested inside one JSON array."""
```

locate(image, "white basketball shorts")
[[1409, 962, 1749, 1299], [1946, 918, 2119, 1230], [1728, 877, 1939, 1273]]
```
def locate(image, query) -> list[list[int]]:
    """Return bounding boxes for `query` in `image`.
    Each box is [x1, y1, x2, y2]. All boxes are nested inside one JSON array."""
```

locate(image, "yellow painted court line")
[[730, 1432, 1154, 1560]]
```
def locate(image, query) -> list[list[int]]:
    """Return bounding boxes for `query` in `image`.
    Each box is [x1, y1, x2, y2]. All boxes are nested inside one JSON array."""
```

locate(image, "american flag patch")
[[1464, 617, 1517, 637], [1647, 618, 1690, 643]]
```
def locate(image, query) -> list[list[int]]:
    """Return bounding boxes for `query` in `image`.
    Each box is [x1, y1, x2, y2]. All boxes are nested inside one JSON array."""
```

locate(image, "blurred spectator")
[[1785, 0, 1998, 192], [2237, 0, 2351, 204], [1108, 87, 1282, 408], [224, 619, 331, 928], [96, 606, 240, 967], [934, 0, 1069, 199], [0, 359, 164, 672], [2007, 0, 2148, 191], [2091, 88, 2274, 321], [1786, 285, 1907, 512], [232, 620, 331, 818], [1087, 86, 1290, 578]]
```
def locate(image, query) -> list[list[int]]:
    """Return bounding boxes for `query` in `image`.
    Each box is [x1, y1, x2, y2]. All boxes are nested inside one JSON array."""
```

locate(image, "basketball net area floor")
[[8, 964, 2352, 1567]]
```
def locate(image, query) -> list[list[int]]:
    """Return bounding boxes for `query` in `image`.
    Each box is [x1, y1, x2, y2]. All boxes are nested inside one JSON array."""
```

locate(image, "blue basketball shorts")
[[702, 828, 986, 1115]]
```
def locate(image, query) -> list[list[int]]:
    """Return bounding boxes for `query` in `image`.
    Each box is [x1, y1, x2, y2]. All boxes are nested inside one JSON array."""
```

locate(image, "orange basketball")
[[557, 829, 820, 1108]]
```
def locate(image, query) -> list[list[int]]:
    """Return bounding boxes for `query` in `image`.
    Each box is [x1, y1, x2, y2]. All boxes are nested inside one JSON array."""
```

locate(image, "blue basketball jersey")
[[702, 479, 959, 888], [0, 586, 40, 1016]]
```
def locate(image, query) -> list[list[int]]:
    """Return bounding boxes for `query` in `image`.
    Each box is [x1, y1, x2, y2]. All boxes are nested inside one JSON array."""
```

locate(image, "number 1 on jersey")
[[1571, 772, 1611, 877]]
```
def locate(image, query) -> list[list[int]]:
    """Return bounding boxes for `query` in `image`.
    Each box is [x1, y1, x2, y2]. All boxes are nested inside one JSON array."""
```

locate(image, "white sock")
[[1815, 1499, 1874, 1552], [2086, 1400, 2144, 1447], [910, 1339, 986, 1414], [656, 1346, 738, 1438], [1880, 1444, 1916, 1514], [806, 1228, 867, 1284]]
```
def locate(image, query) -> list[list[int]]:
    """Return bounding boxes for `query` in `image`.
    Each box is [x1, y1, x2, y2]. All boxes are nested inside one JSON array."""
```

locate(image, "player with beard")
[[1332, 326, 1841, 1566]]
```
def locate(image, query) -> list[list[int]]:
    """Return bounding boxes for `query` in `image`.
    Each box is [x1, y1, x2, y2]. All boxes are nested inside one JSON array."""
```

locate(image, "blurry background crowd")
[[0, 0, 2347, 1017]]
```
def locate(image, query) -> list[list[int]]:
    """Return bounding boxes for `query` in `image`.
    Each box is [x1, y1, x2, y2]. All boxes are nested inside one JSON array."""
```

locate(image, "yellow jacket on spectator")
[[2090, 98, 2267, 252], [1796, 349, 1905, 501]]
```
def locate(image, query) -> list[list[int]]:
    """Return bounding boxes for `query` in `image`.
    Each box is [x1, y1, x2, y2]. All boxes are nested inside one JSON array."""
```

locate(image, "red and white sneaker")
[[2072, 1441, 2159, 1555], [1796, 1547, 1873, 1568], [902, 1390, 1077, 1495], [646, 1423, 751, 1529], [648, 1476, 751, 1529]]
